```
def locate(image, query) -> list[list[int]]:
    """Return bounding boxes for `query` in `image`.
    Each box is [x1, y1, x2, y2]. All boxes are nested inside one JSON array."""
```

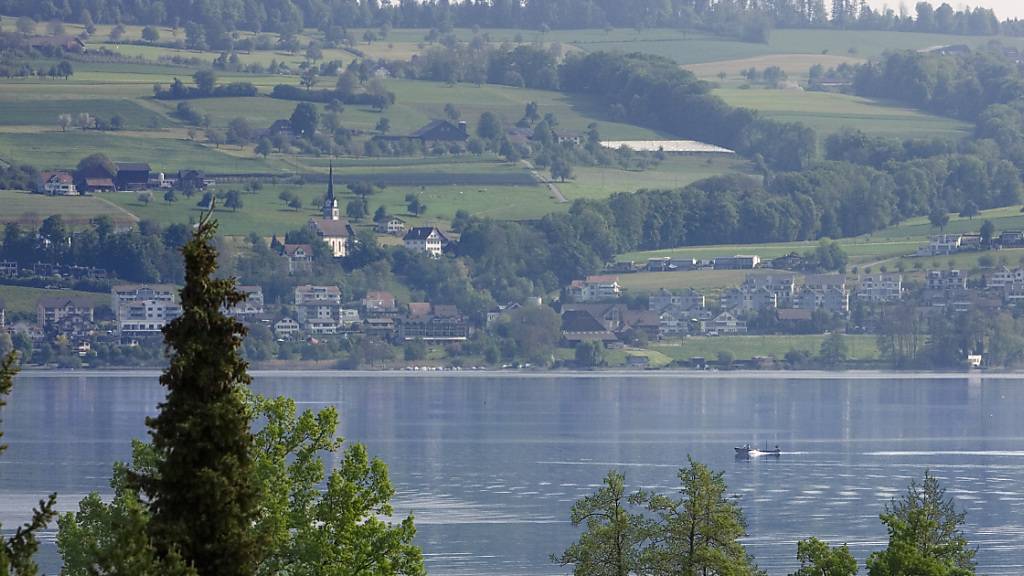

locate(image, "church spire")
[[323, 161, 339, 221]]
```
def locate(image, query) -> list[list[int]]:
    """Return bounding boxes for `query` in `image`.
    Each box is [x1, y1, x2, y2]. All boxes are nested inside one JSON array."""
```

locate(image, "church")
[[308, 164, 354, 258]]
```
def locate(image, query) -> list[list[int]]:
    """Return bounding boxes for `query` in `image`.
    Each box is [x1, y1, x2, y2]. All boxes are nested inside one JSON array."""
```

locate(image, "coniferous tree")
[[132, 211, 261, 576], [866, 471, 976, 576]]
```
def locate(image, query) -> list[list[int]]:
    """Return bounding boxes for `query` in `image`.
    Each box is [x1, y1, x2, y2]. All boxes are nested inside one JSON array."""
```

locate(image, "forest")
[[0, 0, 1010, 40]]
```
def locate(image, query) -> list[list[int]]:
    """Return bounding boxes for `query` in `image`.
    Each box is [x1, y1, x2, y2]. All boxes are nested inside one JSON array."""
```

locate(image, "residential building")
[[646, 257, 673, 272], [403, 227, 449, 257], [649, 288, 705, 313], [37, 297, 95, 337], [997, 230, 1024, 248], [658, 310, 690, 338], [702, 311, 747, 335], [282, 244, 313, 274], [795, 274, 850, 316], [987, 267, 1024, 289], [713, 255, 760, 270], [720, 287, 777, 313], [398, 304, 468, 341], [567, 275, 622, 303], [39, 171, 78, 196], [274, 318, 301, 339], [111, 284, 182, 338], [376, 217, 407, 235], [225, 286, 265, 319], [307, 165, 352, 258], [857, 273, 904, 303], [0, 261, 17, 277], [918, 234, 963, 256], [742, 273, 796, 305], [552, 129, 583, 146], [959, 234, 983, 251], [294, 285, 343, 329], [927, 270, 967, 291], [795, 286, 849, 316], [362, 291, 398, 317], [28, 35, 86, 53], [364, 317, 396, 339]]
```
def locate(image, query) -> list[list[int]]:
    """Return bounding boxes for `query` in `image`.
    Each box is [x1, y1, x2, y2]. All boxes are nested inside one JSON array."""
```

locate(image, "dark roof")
[[116, 162, 151, 172], [310, 218, 351, 238], [409, 119, 468, 141], [282, 243, 313, 257], [561, 310, 609, 333], [403, 226, 447, 241]]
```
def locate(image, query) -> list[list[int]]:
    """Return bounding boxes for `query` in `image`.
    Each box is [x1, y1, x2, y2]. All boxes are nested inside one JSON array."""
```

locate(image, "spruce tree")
[[133, 212, 261, 576]]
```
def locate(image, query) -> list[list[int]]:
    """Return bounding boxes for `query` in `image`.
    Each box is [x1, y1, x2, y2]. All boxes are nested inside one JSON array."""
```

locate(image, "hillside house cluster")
[[37, 162, 214, 195]]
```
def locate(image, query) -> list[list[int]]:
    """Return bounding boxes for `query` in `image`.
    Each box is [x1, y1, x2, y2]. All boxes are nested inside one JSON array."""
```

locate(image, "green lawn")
[[621, 238, 920, 267], [0, 190, 136, 227], [559, 155, 755, 200], [651, 334, 880, 362], [551, 28, 1024, 65], [104, 174, 553, 236], [0, 131, 274, 173], [0, 98, 172, 128], [713, 88, 970, 139], [0, 285, 110, 316]]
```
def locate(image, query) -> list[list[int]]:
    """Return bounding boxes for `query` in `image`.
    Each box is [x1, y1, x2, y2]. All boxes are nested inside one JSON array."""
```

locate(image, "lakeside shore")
[[14, 368, 1021, 379]]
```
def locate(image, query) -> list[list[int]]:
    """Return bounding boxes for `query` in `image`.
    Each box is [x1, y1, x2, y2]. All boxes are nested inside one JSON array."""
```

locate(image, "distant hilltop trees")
[[0, 0, 1014, 48]]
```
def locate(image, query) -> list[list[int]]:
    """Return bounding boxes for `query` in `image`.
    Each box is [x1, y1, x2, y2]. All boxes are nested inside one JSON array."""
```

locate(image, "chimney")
[[458, 120, 467, 136]]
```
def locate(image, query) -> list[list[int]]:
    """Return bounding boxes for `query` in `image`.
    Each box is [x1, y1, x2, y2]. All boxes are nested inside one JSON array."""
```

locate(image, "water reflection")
[[2, 373, 1024, 575]]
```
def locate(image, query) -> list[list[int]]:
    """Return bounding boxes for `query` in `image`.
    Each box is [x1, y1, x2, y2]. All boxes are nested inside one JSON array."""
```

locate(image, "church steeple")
[[323, 161, 339, 221]]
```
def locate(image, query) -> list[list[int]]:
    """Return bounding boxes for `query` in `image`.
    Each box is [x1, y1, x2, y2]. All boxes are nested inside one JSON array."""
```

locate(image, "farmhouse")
[[281, 244, 313, 274], [403, 227, 449, 257], [28, 35, 86, 53], [408, 119, 469, 143], [376, 217, 407, 235], [114, 163, 152, 191], [38, 171, 78, 196]]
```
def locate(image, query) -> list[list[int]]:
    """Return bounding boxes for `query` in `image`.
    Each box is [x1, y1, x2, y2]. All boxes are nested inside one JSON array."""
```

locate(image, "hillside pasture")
[[713, 88, 971, 139], [685, 53, 864, 81], [0, 190, 136, 227], [0, 131, 273, 173], [556, 28, 1024, 65], [0, 285, 110, 316], [558, 155, 755, 201]]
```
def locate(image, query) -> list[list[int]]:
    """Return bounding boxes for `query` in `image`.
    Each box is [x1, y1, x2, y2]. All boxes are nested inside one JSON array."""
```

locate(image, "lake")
[[2, 371, 1024, 575]]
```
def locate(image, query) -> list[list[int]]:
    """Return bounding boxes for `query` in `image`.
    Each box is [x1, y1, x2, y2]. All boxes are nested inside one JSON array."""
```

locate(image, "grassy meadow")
[[0, 190, 137, 227], [0, 285, 111, 316], [713, 88, 971, 139]]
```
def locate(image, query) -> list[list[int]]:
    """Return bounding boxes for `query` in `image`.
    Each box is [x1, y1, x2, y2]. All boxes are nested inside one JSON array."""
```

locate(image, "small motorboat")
[[734, 442, 781, 457]]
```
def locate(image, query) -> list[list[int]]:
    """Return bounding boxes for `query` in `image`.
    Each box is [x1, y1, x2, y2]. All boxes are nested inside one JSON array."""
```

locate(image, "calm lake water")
[[2, 371, 1024, 575]]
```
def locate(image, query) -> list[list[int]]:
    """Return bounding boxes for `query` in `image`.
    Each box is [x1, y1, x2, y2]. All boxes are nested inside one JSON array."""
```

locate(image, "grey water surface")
[[2, 372, 1023, 575]]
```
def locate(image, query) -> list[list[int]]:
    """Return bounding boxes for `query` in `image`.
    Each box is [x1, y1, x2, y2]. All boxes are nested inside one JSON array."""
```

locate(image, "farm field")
[[684, 53, 864, 81], [550, 28, 1024, 65], [651, 333, 880, 362], [0, 285, 110, 316], [620, 238, 921, 267], [0, 131, 275, 174], [102, 174, 553, 236], [0, 190, 136, 227], [559, 155, 755, 201], [713, 88, 971, 139]]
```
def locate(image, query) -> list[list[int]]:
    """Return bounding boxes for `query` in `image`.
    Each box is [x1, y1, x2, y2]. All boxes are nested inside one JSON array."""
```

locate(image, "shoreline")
[[14, 368, 1024, 380]]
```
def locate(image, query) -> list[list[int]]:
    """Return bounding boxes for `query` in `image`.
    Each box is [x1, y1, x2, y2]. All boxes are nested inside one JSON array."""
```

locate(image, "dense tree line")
[[0, 0, 1011, 40], [560, 52, 816, 170], [1, 216, 188, 283]]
